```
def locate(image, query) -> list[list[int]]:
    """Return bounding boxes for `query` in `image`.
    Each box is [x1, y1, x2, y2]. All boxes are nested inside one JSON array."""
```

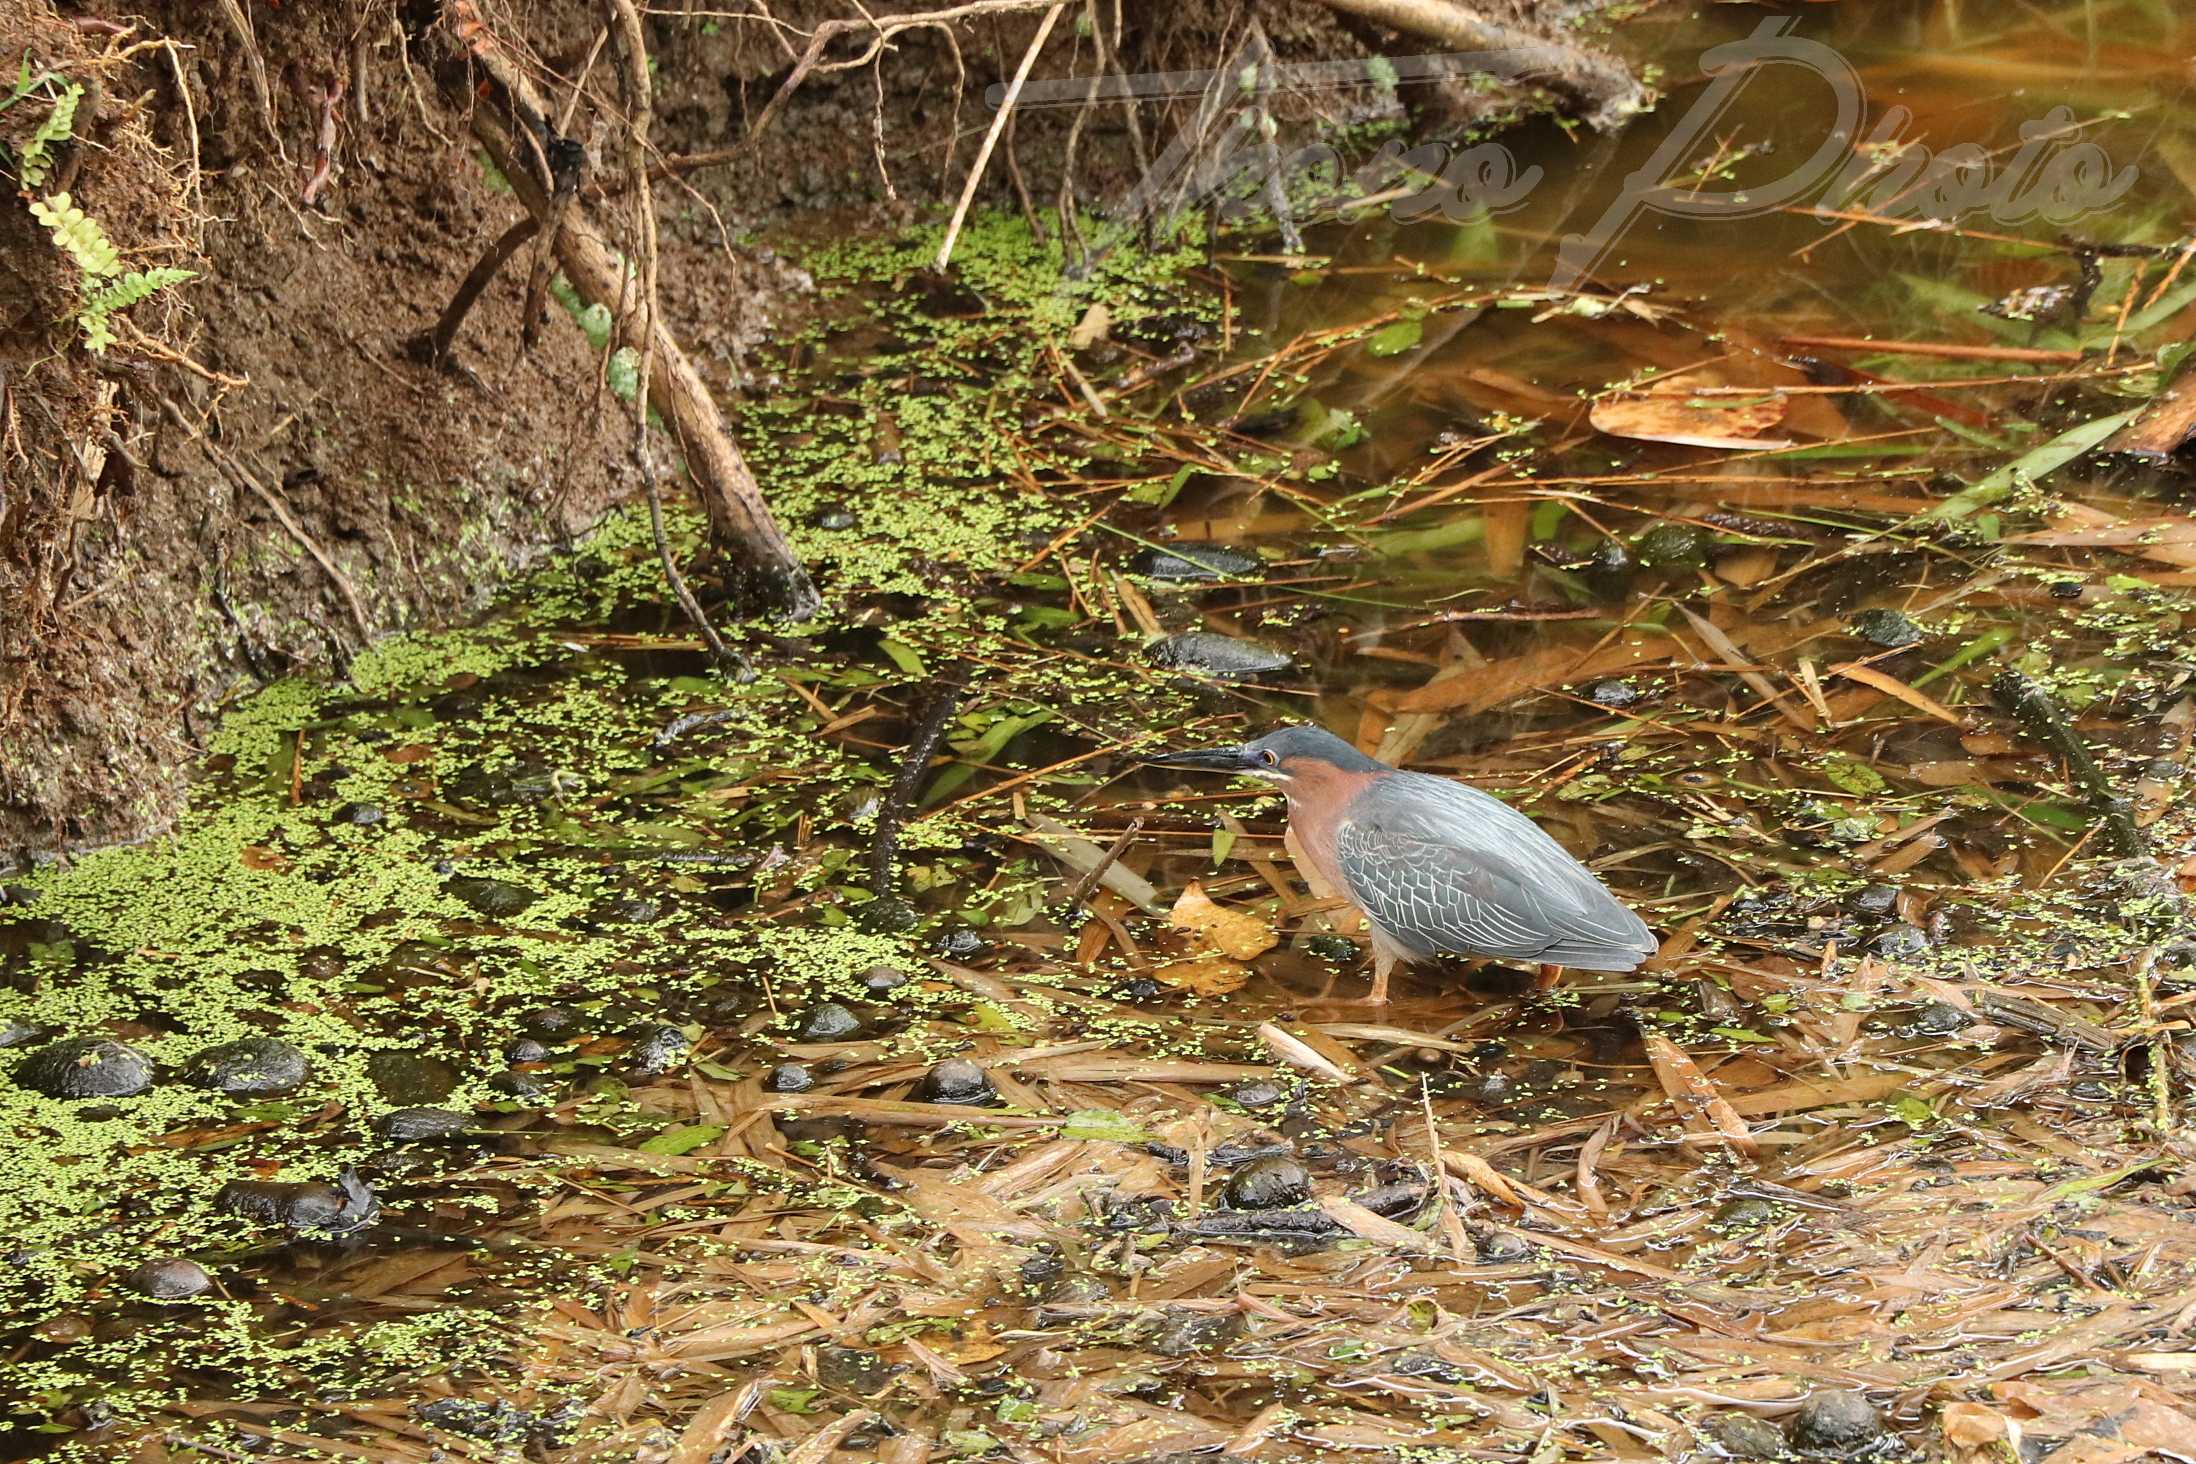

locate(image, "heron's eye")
[[1259, 749, 1279, 768]]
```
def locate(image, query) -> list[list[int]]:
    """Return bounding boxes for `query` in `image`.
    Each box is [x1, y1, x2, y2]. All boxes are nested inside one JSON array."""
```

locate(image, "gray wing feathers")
[[1335, 774, 1654, 971]]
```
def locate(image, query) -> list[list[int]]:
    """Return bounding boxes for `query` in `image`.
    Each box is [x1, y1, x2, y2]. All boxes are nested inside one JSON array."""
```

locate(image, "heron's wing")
[[1335, 774, 1655, 970]]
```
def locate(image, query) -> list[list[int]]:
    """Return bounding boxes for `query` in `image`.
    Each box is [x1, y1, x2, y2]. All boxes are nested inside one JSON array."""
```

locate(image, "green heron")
[[1148, 725, 1655, 1004]]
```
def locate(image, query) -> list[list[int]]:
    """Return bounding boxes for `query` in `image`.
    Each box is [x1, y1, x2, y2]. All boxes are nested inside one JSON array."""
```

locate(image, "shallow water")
[[7, 3, 2196, 1459]]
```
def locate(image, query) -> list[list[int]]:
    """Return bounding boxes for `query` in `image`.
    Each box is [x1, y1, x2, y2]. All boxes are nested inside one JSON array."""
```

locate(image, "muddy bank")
[[0, 0, 1640, 861]]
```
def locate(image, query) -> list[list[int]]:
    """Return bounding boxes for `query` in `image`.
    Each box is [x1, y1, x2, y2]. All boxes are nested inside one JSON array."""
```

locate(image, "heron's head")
[[1144, 724, 1382, 786]]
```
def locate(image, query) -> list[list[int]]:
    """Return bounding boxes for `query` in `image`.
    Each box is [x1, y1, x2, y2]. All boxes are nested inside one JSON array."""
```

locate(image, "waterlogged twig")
[[870, 675, 967, 916]]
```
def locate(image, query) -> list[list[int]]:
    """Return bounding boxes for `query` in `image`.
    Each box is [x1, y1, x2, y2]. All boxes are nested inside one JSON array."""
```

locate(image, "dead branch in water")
[[1316, 0, 1645, 130], [440, 1, 818, 620]]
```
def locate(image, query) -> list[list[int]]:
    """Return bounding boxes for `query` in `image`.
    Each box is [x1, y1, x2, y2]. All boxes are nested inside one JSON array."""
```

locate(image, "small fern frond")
[[29, 192, 122, 277], [77, 267, 195, 354], [15, 81, 82, 187]]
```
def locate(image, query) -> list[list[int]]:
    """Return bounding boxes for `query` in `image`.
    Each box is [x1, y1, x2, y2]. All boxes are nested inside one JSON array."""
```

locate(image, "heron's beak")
[[1144, 744, 1258, 773]]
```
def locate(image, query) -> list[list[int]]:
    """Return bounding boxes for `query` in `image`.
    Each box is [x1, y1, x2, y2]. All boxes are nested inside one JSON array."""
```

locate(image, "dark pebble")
[[815, 1344, 895, 1392], [186, 1037, 311, 1097], [0, 884, 39, 906], [1224, 1155, 1312, 1211], [627, 1024, 689, 1076], [1113, 976, 1165, 1003], [489, 1068, 552, 1099], [15, 1038, 154, 1099], [377, 1107, 475, 1144], [603, 896, 662, 924], [861, 965, 910, 995], [1874, 923, 1931, 962], [368, 1050, 457, 1104], [1850, 608, 1924, 649], [1146, 632, 1293, 680], [1145, 1307, 1243, 1357], [1634, 522, 1708, 569], [1018, 1247, 1065, 1291], [0, 1021, 43, 1049], [917, 1057, 997, 1105], [332, 801, 384, 827], [813, 507, 859, 530], [1586, 678, 1646, 709], [1128, 545, 1262, 582], [132, 1257, 213, 1300], [1226, 1079, 1285, 1108], [447, 876, 538, 918], [1302, 934, 1358, 965], [1788, 1390, 1888, 1455], [1702, 1411, 1787, 1459], [764, 1063, 815, 1094], [1907, 1002, 1971, 1037], [855, 896, 919, 934], [519, 1005, 584, 1041], [1846, 884, 1899, 918], [796, 1004, 863, 1042], [217, 1169, 377, 1234], [935, 927, 987, 960], [1471, 1072, 1516, 1104], [1475, 1229, 1532, 1262], [1712, 1198, 1780, 1231], [506, 1037, 550, 1065]]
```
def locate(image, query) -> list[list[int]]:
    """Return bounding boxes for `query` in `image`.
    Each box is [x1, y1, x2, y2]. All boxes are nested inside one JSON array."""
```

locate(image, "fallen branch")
[[1316, 0, 1645, 131], [442, 2, 818, 619], [936, 3, 1064, 271]]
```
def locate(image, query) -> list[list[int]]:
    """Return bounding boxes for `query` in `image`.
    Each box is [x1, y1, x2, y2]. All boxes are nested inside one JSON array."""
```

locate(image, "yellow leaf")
[[1154, 954, 1250, 996], [1168, 881, 1277, 960]]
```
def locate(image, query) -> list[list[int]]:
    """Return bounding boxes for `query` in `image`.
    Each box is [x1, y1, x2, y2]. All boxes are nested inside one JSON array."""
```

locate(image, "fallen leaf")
[[239, 845, 290, 871], [1589, 370, 1794, 450], [1154, 953, 1250, 996], [1169, 881, 1277, 960], [1067, 302, 1111, 350]]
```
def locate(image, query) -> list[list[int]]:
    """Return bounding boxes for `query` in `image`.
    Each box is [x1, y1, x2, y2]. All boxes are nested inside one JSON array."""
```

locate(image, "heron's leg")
[[1536, 964, 1563, 991], [1368, 949, 1393, 1007]]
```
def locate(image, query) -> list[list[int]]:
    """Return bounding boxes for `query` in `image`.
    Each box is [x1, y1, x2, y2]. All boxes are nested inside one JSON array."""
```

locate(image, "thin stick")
[[936, 3, 1064, 271], [1064, 816, 1142, 913]]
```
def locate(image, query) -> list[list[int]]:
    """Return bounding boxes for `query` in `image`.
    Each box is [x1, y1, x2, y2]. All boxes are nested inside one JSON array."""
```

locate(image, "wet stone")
[[506, 1037, 551, 1065], [856, 896, 920, 934], [764, 1063, 815, 1094], [1788, 1390, 1889, 1456], [1303, 934, 1359, 964], [132, 1257, 213, 1300], [1587, 678, 1647, 709], [519, 1005, 584, 1041], [812, 507, 859, 530], [331, 801, 384, 827], [1907, 1002, 1972, 1037], [217, 1170, 377, 1234], [1476, 1229, 1532, 1263], [602, 895, 662, 924], [185, 1037, 311, 1097], [1850, 607, 1925, 648], [861, 965, 910, 995], [369, 1051, 457, 1104], [1224, 1155, 1312, 1211], [1226, 1079, 1285, 1108], [1874, 923, 1932, 962], [1145, 1307, 1243, 1357], [935, 927, 987, 960], [1017, 1247, 1064, 1292], [447, 876, 538, 918], [1712, 1198, 1780, 1231], [1846, 884, 1900, 918], [1634, 522, 1709, 569], [1702, 1412, 1788, 1459], [917, 1058, 996, 1105], [15, 1038, 154, 1099], [796, 1004, 864, 1042], [1146, 631, 1293, 680], [1128, 545, 1262, 582], [627, 1024, 690, 1076], [815, 1344, 895, 1393], [1043, 1271, 1111, 1305], [490, 1069, 553, 1099], [0, 1021, 42, 1049], [377, 1107, 475, 1144]]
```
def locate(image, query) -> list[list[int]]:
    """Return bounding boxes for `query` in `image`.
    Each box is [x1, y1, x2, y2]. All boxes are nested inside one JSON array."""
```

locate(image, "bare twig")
[[936, 3, 1065, 272], [406, 216, 539, 365]]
